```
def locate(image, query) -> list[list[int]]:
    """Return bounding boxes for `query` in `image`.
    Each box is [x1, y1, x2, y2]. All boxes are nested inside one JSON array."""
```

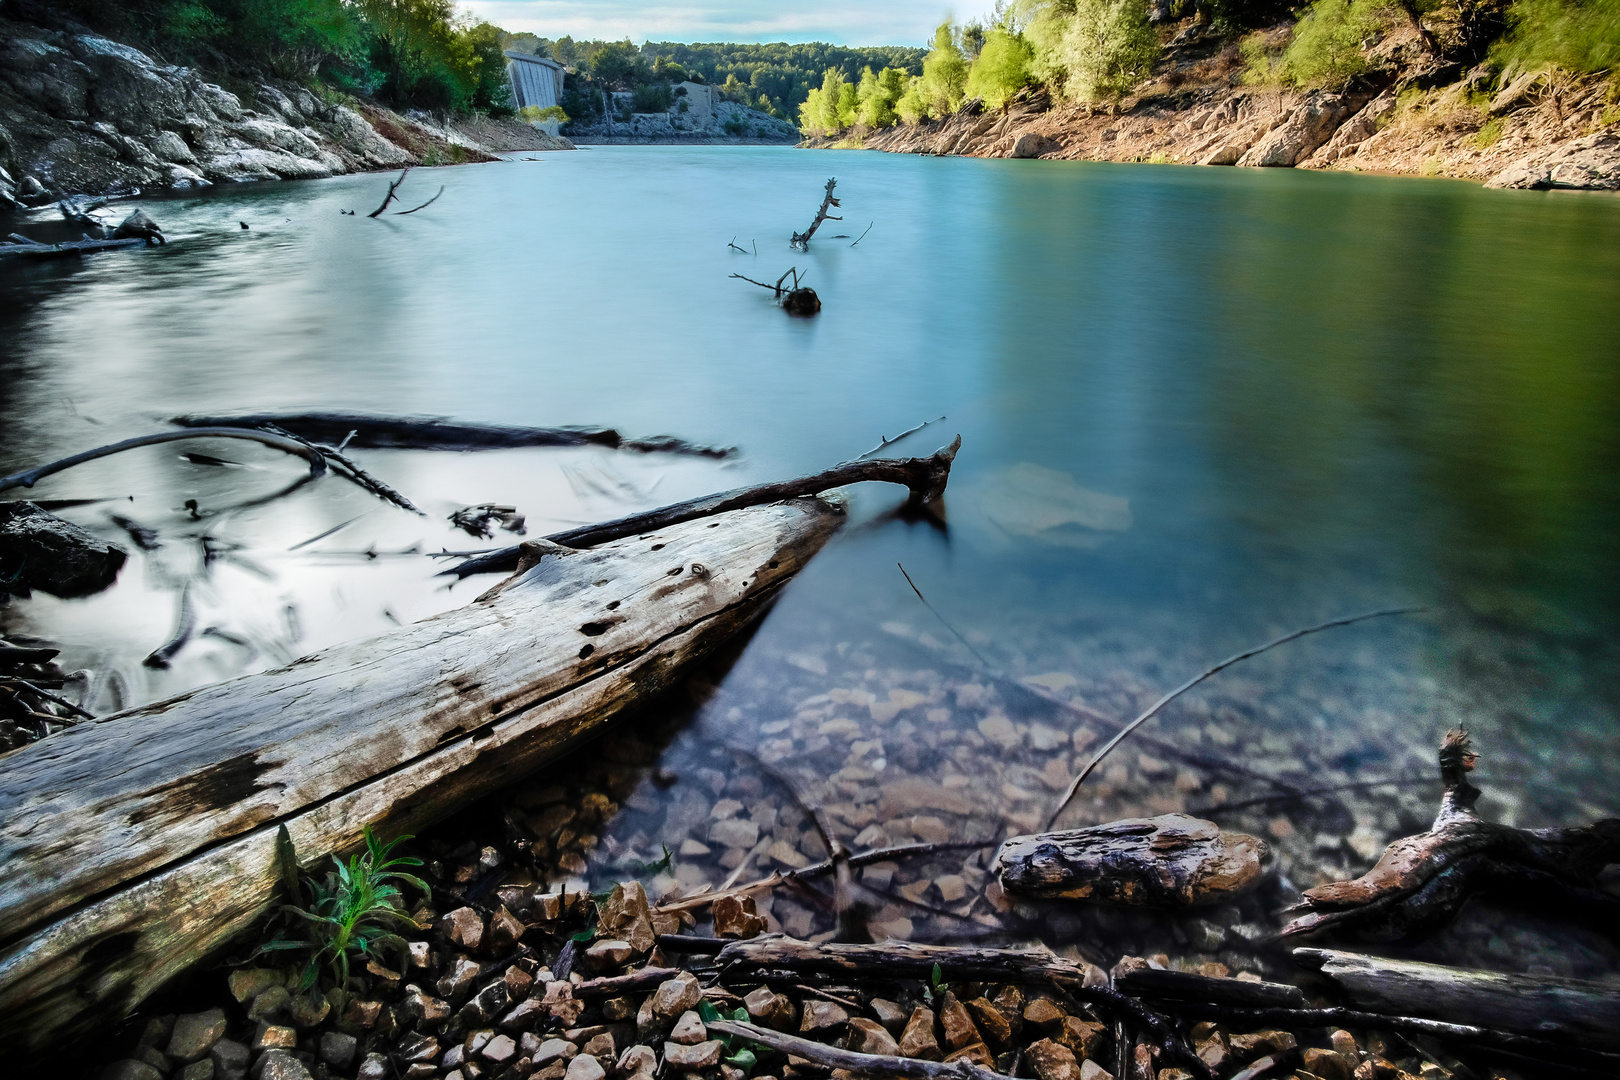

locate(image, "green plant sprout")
[[262, 824, 428, 1006], [699, 1001, 766, 1072]]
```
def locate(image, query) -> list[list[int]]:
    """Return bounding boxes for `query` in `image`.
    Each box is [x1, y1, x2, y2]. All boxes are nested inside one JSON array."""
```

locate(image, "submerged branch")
[[0, 428, 327, 494]]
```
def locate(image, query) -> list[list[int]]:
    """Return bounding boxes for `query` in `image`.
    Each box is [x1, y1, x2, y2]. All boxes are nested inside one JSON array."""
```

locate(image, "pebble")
[[1302, 1048, 1355, 1080], [1229, 1031, 1297, 1059], [567, 1055, 608, 1080], [799, 999, 849, 1034], [1026, 1037, 1080, 1080], [254, 1050, 313, 1080], [357, 1053, 389, 1080], [252, 1024, 297, 1052], [1079, 1062, 1114, 1080], [938, 993, 980, 1051], [669, 1011, 708, 1045], [532, 1039, 579, 1066], [319, 1031, 358, 1069], [167, 1008, 228, 1062], [652, 973, 703, 1020], [663, 1039, 724, 1069], [617, 1045, 658, 1077], [869, 998, 908, 1034], [227, 970, 282, 1004], [99, 1063, 163, 1080], [679, 839, 711, 856], [845, 1017, 900, 1055], [177, 1060, 214, 1080], [488, 905, 526, 952], [744, 986, 798, 1031], [585, 939, 635, 970], [709, 818, 759, 849]]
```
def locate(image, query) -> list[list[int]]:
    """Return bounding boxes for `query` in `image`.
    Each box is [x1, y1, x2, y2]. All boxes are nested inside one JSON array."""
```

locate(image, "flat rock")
[[532, 1039, 579, 1066], [899, 1007, 941, 1061], [1026, 1038, 1079, 1080], [845, 1017, 900, 1056], [669, 1011, 707, 1045], [663, 1039, 724, 1070], [566, 1054, 607, 1080], [652, 972, 703, 1020], [996, 814, 1270, 906], [799, 999, 848, 1035], [1487, 133, 1620, 191]]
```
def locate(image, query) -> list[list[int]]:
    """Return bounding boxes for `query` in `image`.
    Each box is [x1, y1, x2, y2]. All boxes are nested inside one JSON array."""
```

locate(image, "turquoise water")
[[3, 146, 1619, 863]]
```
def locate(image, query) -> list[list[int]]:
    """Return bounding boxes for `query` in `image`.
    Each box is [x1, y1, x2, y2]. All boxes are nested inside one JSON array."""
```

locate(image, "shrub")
[[1492, 0, 1620, 73], [896, 77, 932, 122], [519, 105, 570, 123], [965, 27, 1035, 107], [631, 82, 672, 112], [1274, 0, 1392, 89], [1025, 0, 1161, 103], [920, 21, 971, 114]]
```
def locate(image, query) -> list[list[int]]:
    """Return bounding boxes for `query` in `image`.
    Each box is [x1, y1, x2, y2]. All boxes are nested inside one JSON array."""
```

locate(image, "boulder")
[[1312, 93, 1395, 163], [1011, 133, 1056, 159], [1237, 94, 1352, 167], [1487, 133, 1620, 191], [0, 502, 127, 598]]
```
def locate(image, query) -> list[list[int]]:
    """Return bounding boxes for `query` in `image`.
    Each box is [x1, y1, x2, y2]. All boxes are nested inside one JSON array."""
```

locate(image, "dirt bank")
[[808, 24, 1618, 192], [0, 16, 572, 209]]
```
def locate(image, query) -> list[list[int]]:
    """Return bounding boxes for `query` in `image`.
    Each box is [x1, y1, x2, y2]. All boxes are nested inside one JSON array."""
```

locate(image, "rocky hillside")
[[811, 23, 1618, 192], [564, 94, 797, 145], [0, 16, 570, 210]]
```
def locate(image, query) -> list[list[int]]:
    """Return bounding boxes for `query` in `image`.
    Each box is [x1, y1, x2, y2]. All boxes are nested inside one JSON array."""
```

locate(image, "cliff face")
[[809, 26, 1619, 192], [0, 18, 570, 209]]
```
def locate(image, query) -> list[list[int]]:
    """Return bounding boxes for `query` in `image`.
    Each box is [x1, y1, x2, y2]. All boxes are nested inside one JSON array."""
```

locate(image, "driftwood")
[[0, 498, 847, 1053], [1282, 729, 1620, 941], [446, 437, 960, 578], [369, 167, 411, 217], [255, 422, 424, 515], [995, 814, 1271, 907], [709, 935, 1209, 1079], [396, 186, 444, 215], [0, 427, 327, 494], [0, 235, 152, 258], [171, 413, 734, 457], [791, 177, 842, 248], [708, 1017, 1012, 1080], [730, 266, 820, 314], [1297, 947, 1620, 1050], [1109, 959, 1305, 1009]]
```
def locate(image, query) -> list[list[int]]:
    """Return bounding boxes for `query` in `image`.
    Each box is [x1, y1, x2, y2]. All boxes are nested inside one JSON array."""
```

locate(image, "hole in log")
[[606, 600, 621, 610], [768, 560, 780, 569], [593, 579, 609, 586], [579, 621, 611, 636], [667, 566, 683, 576], [578, 643, 595, 659], [650, 543, 665, 551]]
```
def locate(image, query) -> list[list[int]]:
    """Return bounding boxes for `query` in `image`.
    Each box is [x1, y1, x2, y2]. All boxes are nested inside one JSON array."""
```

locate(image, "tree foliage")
[[1024, 0, 1161, 103], [1493, 0, 1620, 72], [965, 27, 1035, 107]]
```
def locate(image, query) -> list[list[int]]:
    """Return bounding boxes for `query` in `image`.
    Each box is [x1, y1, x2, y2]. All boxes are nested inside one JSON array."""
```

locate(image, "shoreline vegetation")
[[795, 4, 1617, 188]]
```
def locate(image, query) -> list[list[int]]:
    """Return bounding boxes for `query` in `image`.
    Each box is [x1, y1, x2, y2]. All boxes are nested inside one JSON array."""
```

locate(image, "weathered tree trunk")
[[0, 498, 844, 1054], [1296, 948, 1620, 1050]]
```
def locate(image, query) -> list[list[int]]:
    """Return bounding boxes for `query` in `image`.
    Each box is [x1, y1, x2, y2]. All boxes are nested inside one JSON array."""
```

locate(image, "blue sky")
[[460, 1, 976, 47]]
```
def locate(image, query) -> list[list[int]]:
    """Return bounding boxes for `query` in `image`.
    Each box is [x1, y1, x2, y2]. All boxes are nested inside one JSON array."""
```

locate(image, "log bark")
[[171, 412, 734, 457], [1296, 947, 1620, 1050], [1282, 729, 1620, 941], [995, 814, 1271, 907], [0, 498, 845, 1054], [447, 438, 960, 578]]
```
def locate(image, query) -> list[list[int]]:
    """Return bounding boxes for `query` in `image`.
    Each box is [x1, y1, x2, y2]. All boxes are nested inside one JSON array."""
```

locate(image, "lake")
[[3, 146, 1619, 972]]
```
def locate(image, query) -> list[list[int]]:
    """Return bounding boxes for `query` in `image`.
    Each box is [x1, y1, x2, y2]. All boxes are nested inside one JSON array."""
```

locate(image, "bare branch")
[[791, 177, 843, 249], [396, 186, 444, 215], [368, 167, 411, 218], [0, 428, 327, 494]]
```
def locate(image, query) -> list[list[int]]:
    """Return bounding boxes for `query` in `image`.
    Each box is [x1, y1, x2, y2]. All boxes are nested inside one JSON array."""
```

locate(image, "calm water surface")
[[3, 147, 1620, 963]]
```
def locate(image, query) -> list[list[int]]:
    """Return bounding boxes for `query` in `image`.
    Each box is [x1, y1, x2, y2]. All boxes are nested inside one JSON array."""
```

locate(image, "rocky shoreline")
[[804, 25, 1618, 192], [0, 16, 571, 211]]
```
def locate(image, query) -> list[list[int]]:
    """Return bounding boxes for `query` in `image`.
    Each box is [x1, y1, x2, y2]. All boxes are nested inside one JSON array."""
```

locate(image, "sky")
[[459, 1, 978, 48]]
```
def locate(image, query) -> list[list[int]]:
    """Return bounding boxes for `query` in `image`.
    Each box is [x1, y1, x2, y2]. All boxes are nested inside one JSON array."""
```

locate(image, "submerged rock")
[[0, 501, 127, 598]]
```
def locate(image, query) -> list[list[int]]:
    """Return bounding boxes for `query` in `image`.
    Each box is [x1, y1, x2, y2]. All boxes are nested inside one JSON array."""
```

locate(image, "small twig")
[[728, 236, 752, 253], [396, 186, 444, 215], [709, 1017, 1011, 1080], [315, 442, 424, 515], [288, 515, 366, 552], [850, 221, 874, 247], [1, 677, 93, 721], [144, 588, 195, 669], [369, 167, 411, 218], [1045, 607, 1425, 829], [860, 417, 947, 460], [898, 564, 995, 669], [791, 177, 843, 249]]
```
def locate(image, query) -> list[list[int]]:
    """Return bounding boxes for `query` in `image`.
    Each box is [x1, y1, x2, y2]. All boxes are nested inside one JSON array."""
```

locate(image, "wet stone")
[[1302, 1048, 1356, 1080], [1056, 1017, 1106, 1058], [168, 1008, 228, 1062], [254, 1050, 314, 1080], [439, 906, 485, 951], [652, 973, 703, 1019], [618, 1045, 658, 1077], [1229, 1031, 1296, 1059], [845, 1017, 899, 1056], [869, 998, 908, 1035], [899, 1007, 941, 1061], [137, 1046, 170, 1072], [439, 958, 481, 1000], [585, 939, 635, 971], [253, 1024, 298, 1052], [744, 986, 797, 1031], [357, 1053, 389, 1080], [319, 1031, 358, 1069], [211, 1039, 249, 1079], [178, 1060, 215, 1080], [139, 1015, 177, 1049], [1026, 1038, 1080, 1080], [247, 986, 291, 1023], [396, 1032, 440, 1061], [937, 993, 979, 1051], [488, 905, 526, 953], [567, 1054, 607, 1080], [799, 999, 849, 1035], [229, 970, 283, 1004]]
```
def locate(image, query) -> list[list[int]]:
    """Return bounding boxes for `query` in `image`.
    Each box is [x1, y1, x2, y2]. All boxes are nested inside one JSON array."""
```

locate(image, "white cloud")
[[458, 1, 980, 47]]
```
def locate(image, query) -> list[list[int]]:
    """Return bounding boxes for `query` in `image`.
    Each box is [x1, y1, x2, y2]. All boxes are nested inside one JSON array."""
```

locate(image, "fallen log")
[[1296, 948, 1620, 1051], [994, 814, 1271, 907], [447, 437, 961, 578], [171, 412, 735, 457], [1282, 729, 1620, 941], [0, 235, 151, 258], [0, 496, 848, 1054]]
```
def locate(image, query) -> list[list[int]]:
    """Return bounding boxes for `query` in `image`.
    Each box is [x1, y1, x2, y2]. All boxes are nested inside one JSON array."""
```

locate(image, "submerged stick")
[[395, 186, 444, 215], [860, 416, 946, 459], [791, 177, 842, 249], [0, 678, 93, 722], [445, 437, 961, 577], [0, 428, 327, 493], [1044, 607, 1424, 829]]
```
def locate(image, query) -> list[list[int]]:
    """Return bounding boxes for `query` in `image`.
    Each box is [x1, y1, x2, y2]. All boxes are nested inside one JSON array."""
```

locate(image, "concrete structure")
[[504, 51, 565, 112]]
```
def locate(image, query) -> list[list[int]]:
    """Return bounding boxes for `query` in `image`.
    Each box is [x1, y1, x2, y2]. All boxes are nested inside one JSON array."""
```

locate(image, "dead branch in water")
[[256, 424, 423, 516], [171, 413, 734, 458], [791, 177, 842, 249], [1044, 607, 1424, 829], [858, 416, 947, 459], [143, 588, 195, 669], [445, 436, 961, 577], [727, 236, 752, 253], [850, 220, 874, 246], [368, 167, 411, 218], [395, 186, 444, 215], [0, 428, 327, 494], [1282, 729, 1620, 941]]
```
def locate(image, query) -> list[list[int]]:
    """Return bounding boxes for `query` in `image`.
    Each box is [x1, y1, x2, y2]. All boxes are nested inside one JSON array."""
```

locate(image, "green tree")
[[919, 20, 970, 115], [590, 39, 638, 87], [1494, 0, 1620, 72], [965, 27, 1034, 107], [1024, 0, 1160, 104], [856, 66, 904, 127], [1271, 0, 1389, 88]]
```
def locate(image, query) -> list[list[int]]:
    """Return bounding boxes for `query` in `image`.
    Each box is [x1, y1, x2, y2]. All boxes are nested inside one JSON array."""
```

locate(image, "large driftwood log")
[[448, 438, 960, 578], [1282, 729, 1620, 941], [1297, 948, 1620, 1050], [0, 498, 844, 1054], [171, 412, 734, 457], [995, 814, 1271, 907]]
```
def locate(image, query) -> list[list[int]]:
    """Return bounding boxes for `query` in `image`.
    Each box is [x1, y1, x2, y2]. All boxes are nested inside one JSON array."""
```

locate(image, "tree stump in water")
[[782, 287, 820, 315], [995, 813, 1271, 906]]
